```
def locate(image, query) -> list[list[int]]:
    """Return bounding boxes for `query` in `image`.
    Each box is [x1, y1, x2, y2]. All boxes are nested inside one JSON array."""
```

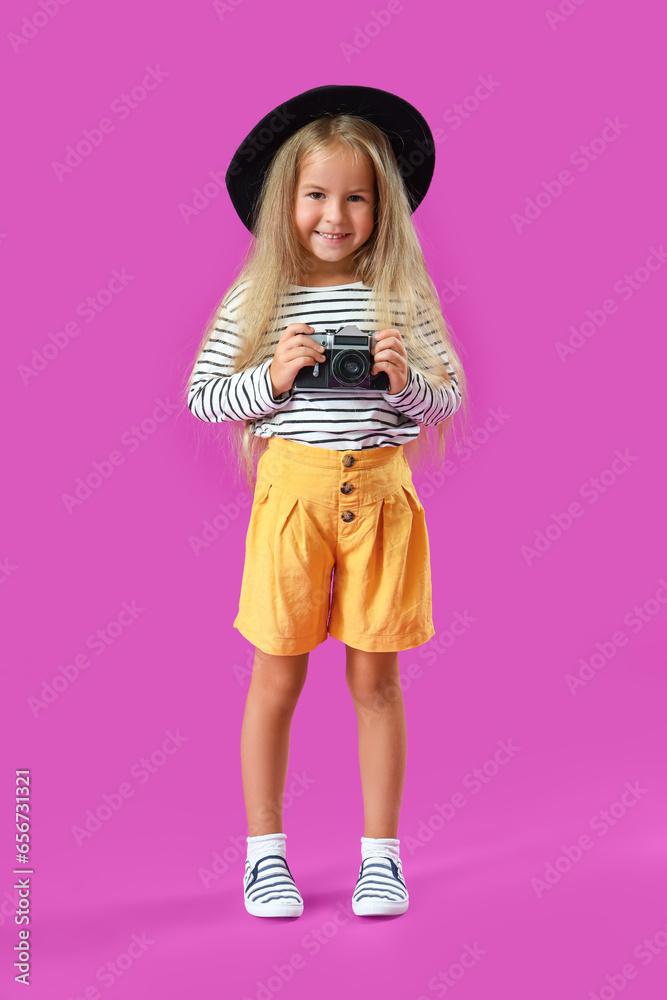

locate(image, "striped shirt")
[[188, 280, 462, 450]]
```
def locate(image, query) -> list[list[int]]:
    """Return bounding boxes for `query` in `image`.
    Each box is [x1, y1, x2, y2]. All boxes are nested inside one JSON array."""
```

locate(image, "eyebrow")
[[298, 183, 374, 193]]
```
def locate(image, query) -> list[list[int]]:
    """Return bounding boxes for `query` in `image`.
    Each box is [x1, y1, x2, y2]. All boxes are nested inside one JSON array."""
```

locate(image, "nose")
[[324, 198, 348, 224]]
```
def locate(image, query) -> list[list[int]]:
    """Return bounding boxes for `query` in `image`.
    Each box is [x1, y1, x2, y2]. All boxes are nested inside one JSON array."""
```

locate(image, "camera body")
[[293, 325, 390, 392]]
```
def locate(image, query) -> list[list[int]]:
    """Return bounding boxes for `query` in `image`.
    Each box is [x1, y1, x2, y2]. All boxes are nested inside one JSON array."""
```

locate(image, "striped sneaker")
[[352, 855, 409, 916], [243, 854, 304, 918]]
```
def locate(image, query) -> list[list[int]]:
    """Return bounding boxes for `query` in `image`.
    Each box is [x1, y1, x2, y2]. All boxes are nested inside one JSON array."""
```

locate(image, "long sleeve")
[[380, 313, 463, 426], [188, 299, 293, 423]]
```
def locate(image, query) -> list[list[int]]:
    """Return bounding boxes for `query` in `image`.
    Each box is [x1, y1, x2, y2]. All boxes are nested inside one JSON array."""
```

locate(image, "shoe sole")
[[244, 898, 304, 918], [352, 896, 409, 916]]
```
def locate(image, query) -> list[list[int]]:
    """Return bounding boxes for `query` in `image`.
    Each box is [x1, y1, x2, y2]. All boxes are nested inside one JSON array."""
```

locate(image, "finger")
[[373, 358, 406, 373], [284, 324, 315, 337], [375, 334, 402, 351], [283, 335, 323, 352], [284, 345, 325, 362], [381, 340, 407, 360]]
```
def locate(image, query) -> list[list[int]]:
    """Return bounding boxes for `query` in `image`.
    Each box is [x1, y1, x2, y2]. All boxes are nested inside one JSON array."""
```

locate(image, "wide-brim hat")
[[225, 84, 435, 233]]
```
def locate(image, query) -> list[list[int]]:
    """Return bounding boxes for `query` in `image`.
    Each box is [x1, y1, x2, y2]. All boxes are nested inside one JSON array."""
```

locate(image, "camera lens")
[[333, 350, 368, 385]]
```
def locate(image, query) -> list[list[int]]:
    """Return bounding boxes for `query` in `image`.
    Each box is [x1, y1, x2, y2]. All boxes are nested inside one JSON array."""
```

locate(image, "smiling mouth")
[[315, 232, 351, 241]]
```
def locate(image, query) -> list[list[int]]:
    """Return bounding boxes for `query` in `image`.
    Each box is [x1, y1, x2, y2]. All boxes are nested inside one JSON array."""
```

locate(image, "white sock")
[[361, 836, 400, 864], [247, 832, 287, 866]]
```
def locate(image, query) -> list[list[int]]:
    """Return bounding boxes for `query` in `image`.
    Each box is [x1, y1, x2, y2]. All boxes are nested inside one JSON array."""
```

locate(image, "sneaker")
[[352, 855, 409, 916], [243, 854, 304, 917]]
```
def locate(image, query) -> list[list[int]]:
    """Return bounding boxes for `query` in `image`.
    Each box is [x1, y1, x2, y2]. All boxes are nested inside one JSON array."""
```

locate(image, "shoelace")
[[244, 854, 303, 905], [352, 856, 408, 902]]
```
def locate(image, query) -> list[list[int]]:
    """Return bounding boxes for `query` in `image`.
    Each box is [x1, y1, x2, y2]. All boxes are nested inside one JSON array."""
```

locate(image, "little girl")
[[186, 85, 467, 919]]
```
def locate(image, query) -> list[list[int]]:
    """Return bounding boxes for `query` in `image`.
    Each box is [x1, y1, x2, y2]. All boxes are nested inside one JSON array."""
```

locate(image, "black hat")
[[225, 84, 436, 233]]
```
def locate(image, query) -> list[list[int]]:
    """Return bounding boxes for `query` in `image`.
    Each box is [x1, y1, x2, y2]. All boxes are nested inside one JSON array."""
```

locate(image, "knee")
[[252, 651, 308, 708], [265, 676, 306, 709], [345, 648, 401, 711], [346, 673, 403, 713]]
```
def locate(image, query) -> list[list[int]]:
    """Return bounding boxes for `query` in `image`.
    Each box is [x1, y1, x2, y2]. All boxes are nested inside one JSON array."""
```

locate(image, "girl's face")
[[294, 144, 376, 281]]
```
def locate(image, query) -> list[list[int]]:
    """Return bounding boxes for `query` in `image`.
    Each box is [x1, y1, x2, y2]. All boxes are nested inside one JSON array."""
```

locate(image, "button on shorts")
[[232, 435, 435, 656]]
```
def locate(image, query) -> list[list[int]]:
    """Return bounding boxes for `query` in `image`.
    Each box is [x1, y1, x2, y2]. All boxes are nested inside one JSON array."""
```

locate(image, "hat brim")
[[225, 84, 435, 233]]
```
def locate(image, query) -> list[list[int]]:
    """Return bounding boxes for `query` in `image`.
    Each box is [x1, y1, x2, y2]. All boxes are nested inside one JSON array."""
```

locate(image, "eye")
[[305, 192, 365, 201]]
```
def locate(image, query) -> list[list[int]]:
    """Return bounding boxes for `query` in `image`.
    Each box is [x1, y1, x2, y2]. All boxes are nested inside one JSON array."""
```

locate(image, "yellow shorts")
[[232, 436, 435, 656]]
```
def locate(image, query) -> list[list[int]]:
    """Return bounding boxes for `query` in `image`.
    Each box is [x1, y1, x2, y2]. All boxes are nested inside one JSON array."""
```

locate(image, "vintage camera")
[[293, 325, 390, 391]]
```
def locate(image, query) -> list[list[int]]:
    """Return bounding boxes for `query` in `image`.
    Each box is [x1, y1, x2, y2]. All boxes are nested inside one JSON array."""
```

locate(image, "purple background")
[[2, 0, 666, 998]]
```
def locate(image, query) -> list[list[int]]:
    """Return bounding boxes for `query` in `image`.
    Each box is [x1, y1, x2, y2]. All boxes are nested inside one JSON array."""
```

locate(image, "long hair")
[[181, 113, 469, 491]]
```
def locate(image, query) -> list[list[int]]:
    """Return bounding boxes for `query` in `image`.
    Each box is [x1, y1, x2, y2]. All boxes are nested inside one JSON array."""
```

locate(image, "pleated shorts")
[[232, 436, 435, 656]]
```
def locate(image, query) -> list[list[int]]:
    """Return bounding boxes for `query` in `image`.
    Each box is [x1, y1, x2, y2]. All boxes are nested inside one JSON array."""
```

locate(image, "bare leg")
[[345, 645, 406, 839], [240, 647, 309, 837]]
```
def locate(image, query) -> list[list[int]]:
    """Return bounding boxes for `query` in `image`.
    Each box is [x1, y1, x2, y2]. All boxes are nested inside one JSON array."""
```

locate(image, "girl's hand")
[[371, 328, 410, 395], [269, 324, 325, 397]]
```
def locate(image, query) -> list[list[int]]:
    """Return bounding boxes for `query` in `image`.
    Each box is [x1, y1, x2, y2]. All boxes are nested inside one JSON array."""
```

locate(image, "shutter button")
[[340, 482, 354, 494], [342, 454, 354, 467], [341, 510, 355, 522]]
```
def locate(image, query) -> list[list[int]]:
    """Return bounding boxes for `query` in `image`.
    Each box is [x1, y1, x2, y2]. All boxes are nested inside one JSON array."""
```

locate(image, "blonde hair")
[[182, 113, 469, 491]]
